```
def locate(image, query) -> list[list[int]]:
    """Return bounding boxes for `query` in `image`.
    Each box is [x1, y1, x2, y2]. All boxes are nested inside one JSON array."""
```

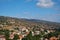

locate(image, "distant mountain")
[[0, 16, 60, 30]]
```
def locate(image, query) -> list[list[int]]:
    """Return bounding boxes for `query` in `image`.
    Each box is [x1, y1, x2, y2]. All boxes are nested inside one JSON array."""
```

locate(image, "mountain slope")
[[0, 16, 60, 30]]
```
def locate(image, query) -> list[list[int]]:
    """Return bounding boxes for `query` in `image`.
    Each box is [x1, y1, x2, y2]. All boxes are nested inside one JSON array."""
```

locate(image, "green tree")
[[26, 31, 33, 40], [13, 34, 19, 40], [4, 30, 10, 40], [22, 37, 28, 40], [33, 35, 41, 40]]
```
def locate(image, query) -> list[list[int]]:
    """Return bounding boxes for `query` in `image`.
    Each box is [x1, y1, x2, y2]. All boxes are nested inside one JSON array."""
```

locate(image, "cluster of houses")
[[0, 25, 60, 40]]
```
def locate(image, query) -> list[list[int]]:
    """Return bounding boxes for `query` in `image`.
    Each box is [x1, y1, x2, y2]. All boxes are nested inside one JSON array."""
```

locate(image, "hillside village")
[[0, 16, 60, 40]]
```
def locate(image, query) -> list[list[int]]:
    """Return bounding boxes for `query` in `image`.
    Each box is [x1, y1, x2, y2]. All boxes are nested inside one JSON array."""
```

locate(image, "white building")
[[0, 35, 6, 40]]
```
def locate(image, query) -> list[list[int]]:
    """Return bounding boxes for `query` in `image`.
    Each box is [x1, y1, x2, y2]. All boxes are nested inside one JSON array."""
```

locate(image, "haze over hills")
[[0, 16, 60, 30]]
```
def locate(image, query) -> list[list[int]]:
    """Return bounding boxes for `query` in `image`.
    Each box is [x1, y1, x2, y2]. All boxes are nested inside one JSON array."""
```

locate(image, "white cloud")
[[40, 13, 60, 22], [36, 0, 55, 8]]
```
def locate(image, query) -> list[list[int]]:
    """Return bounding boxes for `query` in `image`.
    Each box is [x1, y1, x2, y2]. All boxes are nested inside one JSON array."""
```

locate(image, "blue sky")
[[0, 0, 60, 22]]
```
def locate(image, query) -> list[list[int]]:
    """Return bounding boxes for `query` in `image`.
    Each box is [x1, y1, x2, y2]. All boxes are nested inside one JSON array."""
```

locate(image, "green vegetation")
[[22, 31, 43, 40], [0, 29, 60, 40], [13, 34, 19, 40]]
